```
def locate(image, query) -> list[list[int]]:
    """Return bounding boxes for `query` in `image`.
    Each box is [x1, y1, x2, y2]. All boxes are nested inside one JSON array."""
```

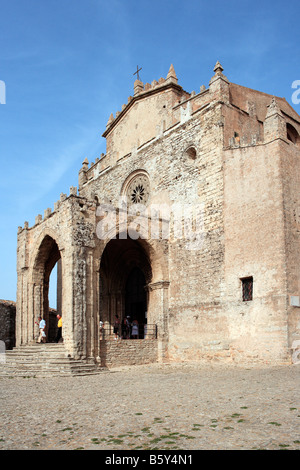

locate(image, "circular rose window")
[[125, 173, 150, 206]]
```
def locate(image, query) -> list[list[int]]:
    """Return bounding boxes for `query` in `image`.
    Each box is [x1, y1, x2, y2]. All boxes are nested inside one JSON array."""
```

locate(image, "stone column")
[[94, 265, 101, 361], [56, 258, 62, 317], [85, 248, 100, 362], [72, 248, 88, 359], [147, 280, 170, 362], [71, 213, 96, 359], [33, 283, 42, 338]]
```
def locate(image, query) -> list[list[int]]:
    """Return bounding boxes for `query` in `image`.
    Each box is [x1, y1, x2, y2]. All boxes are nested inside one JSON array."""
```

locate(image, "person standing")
[[99, 320, 104, 340], [121, 317, 128, 339], [132, 319, 139, 339], [113, 315, 120, 340], [55, 315, 62, 343], [37, 316, 46, 343]]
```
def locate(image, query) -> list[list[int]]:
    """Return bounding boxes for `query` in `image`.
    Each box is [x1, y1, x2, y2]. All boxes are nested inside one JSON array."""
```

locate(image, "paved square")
[[0, 363, 299, 450]]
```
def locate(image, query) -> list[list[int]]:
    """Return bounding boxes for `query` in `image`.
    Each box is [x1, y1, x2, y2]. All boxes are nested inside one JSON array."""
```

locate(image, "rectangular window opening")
[[241, 277, 253, 301]]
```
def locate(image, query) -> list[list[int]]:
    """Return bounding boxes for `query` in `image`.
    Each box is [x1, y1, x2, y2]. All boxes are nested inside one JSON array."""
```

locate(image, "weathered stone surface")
[[100, 339, 158, 367], [15, 63, 300, 366], [0, 363, 299, 450], [0, 300, 16, 350]]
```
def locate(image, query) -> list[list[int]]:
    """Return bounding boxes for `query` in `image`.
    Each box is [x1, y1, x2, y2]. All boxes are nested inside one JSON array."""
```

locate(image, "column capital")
[[146, 281, 170, 291]]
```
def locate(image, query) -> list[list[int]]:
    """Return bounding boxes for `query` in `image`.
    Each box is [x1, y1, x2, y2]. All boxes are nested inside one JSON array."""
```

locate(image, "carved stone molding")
[[147, 281, 170, 291]]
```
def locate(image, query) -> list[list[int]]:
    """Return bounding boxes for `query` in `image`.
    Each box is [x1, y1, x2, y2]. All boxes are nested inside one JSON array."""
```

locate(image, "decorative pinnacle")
[[166, 64, 178, 83], [106, 113, 114, 127], [209, 60, 229, 85], [269, 96, 279, 110], [266, 96, 283, 118], [214, 61, 224, 75]]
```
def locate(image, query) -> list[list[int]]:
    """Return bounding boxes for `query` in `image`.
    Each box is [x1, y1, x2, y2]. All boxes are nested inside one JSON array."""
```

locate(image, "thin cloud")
[[16, 126, 101, 207]]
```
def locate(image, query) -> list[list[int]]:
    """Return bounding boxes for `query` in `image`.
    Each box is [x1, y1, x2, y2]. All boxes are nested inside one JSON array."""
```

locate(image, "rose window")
[[125, 174, 150, 206], [131, 184, 145, 203]]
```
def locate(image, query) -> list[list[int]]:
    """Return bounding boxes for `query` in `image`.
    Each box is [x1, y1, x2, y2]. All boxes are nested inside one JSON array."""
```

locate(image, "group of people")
[[100, 315, 143, 340], [114, 315, 139, 340], [35, 314, 63, 344], [35, 313, 148, 343]]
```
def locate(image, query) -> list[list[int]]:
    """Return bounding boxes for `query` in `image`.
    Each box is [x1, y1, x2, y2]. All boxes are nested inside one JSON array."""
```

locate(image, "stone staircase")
[[0, 343, 104, 378]]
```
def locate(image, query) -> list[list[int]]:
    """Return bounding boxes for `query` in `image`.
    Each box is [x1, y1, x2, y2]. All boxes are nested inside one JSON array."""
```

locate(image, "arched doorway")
[[32, 235, 62, 342], [125, 267, 147, 327], [99, 235, 151, 335]]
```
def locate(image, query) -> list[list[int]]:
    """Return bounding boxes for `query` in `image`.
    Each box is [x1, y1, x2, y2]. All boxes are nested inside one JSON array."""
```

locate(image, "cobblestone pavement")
[[0, 362, 299, 451]]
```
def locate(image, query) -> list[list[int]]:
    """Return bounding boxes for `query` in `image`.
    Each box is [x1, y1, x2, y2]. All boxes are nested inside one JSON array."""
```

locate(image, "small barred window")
[[241, 277, 253, 301]]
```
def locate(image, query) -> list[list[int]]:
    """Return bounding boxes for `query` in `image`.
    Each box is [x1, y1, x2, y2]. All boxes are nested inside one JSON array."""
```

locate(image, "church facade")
[[16, 63, 300, 365]]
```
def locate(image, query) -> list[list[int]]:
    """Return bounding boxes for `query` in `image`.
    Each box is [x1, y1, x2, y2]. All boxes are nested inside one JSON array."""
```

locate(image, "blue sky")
[[0, 0, 299, 307]]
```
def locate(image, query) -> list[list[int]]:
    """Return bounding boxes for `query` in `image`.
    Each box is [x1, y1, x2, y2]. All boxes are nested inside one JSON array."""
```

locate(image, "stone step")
[[0, 344, 104, 377], [16, 344, 66, 351], [5, 352, 70, 360], [1, 365, 102, 374], [2, 359, 95, 368], [0, 364, 104, 378]]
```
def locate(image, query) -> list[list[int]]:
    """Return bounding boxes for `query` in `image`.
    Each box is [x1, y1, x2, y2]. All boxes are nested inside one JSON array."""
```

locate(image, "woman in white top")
[[131, 319, 139, 339]]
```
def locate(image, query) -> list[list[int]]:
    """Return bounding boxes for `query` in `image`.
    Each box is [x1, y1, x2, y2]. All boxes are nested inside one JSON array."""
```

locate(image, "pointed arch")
[[98, 232, 169, 340], [29, 232, 63, 342], [287, 123, 300, 145]]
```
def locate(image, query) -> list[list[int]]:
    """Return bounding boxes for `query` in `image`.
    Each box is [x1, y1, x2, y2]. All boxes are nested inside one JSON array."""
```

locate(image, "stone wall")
[[15, 62, 300, 366], [222, 141, 288, 362], [100, 340, 158, 368], [0, 300, 16, 350]]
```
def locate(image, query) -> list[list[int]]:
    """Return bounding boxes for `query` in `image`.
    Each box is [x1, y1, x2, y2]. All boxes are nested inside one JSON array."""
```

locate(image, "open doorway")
[[32, 235, 62, 343], [125, 267, 147, 327], [99, 235, 151, 336], [48, 258, 62, 342]]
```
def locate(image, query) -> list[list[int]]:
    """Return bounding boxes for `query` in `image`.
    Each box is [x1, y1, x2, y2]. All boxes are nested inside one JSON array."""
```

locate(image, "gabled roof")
[[102, 64, 185, 138]]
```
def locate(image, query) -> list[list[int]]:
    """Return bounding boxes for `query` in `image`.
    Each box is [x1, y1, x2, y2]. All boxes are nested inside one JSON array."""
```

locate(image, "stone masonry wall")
[[223, 141, 289, 363], [16, 193, 98, 360], [16, 63, 300, 366], [79, 97, 228, 362], [280, 138, 300, 350], [100, 340, 158, 368], [0, 300, 16, 350], [77, 69, 300, 364]]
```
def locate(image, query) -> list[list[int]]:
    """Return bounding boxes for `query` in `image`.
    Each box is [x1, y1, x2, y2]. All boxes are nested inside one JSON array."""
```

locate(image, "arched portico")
[[16, 229, 64, 347], [16, 218, 170, 363], [97, 232, 170, 360], [99, 235, 151, 329], [30, 235, 62, 343]]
